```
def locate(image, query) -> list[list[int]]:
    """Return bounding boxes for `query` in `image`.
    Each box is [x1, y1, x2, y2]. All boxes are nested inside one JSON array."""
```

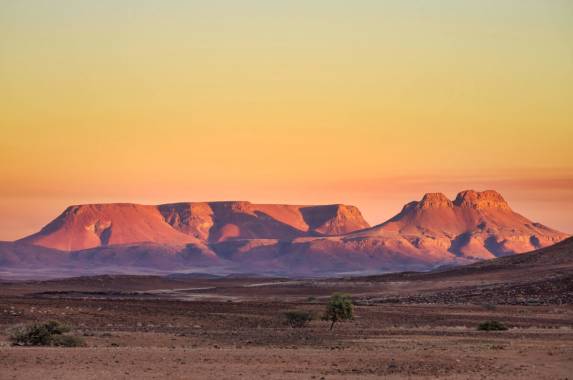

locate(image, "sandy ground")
[[1, 276, 572, 379], [1, 331, 572, 380]]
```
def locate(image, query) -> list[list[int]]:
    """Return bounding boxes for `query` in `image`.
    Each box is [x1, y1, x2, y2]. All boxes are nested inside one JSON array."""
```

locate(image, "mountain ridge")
[[19, 202, 370, 251], [6, 190, 569, 277]]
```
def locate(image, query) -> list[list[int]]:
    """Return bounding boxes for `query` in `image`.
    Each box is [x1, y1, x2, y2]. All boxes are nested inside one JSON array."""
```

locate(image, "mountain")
[[5, 191, 569, 278], [19, 202, 370, 251], [351, 190, 566, 259], [19, 204, 201, 251]]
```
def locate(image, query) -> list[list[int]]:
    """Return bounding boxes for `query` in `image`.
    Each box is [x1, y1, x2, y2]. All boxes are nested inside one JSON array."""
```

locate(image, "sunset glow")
[[1, 1, 572, 239]]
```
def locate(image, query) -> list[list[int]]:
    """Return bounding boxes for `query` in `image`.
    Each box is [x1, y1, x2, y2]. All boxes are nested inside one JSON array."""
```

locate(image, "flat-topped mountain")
[[4, 191, 568, 277], [19, 202, 370, 251], [159, 202, 369, 241], [19, 204, 200, 251]]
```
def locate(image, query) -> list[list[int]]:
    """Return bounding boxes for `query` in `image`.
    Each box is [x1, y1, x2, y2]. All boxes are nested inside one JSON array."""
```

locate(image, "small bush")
[[10, 324, 53, 346], [477, 320, 508, 331], [47, 320, 72, 335], [9, 321, 84, 347], [284, 310, 313, 328]]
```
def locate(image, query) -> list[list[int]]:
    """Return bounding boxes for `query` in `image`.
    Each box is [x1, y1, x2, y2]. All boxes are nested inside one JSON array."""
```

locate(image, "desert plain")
[[1, 243, 572, 380]]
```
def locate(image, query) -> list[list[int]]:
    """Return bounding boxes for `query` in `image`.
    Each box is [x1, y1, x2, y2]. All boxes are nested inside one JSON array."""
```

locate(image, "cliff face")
[[453, 190, 511, 210]]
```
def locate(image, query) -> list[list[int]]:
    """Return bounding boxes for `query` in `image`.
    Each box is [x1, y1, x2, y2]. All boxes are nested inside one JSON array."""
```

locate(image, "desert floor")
[[1, 276, 572, 379]]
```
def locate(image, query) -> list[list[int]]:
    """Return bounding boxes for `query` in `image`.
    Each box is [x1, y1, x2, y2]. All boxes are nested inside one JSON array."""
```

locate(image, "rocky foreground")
[[1, 270, 573, 379]]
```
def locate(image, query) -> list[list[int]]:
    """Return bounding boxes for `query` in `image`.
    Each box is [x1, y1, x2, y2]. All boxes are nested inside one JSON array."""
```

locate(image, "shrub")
[[477, 320, 508, 331], [43, 320, 71, 334], [9, 321, 84, 347], [10, 324, 53, 346], [284, 310, 313, 328], [323, 293, 353, 330], [51, 334, 86, 347]]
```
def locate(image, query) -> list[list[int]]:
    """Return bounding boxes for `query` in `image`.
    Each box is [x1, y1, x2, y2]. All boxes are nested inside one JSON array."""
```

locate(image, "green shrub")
[[477, 320, 508, 331], [323, 293, 353, 330], [9, 321, 84, 347], [10, 324, 53, 346], [284, 310, 313, 328], [44, 320, 71, 334]]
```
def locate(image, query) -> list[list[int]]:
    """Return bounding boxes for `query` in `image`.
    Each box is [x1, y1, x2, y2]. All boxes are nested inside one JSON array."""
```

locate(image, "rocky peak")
[[417, 193, 453, 209], [210, 201, 254, 214], [158, 203, 214, 241], [301, 204, 370, 235], [453, 190, 510, 210]]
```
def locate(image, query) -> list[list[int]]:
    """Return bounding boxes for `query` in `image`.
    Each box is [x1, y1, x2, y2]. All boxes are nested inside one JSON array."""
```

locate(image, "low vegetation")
[[477, 320, 508, 331], [9, 320, 85, 347], [323, 293, 353, 330], [284, 310, 313, 328]]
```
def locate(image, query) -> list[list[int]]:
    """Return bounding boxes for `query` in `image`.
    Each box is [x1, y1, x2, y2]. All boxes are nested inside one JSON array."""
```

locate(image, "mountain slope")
[[360, 237, 573, 305], [445, 235, 573, 272]]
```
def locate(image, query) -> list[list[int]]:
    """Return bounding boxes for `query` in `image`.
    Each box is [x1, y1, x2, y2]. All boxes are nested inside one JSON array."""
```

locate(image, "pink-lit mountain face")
[[352, 190, 566, 259], [18, 202, 370, 251], [4, 191, 569, 276]]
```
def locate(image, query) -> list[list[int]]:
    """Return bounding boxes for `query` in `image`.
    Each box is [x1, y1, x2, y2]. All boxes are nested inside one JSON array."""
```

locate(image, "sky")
[[1, 0, 572, 240]]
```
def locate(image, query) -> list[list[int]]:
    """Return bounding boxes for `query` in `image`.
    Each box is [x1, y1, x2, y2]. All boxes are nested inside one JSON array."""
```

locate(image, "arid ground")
[[1, 268, 572, 380]]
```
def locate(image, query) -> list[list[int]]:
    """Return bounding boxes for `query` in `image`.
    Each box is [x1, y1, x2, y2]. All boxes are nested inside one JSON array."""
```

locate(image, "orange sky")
[[1, 1, 572, 239]]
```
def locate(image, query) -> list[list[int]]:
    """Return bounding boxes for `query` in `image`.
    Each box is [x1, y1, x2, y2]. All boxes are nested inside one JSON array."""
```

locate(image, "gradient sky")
[[1, 0, 572, 240]]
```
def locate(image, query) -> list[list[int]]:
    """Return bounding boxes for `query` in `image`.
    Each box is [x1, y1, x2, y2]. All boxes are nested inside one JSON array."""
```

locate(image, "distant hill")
[[356, 237, 573, 305], [441, 235, 573, 274]]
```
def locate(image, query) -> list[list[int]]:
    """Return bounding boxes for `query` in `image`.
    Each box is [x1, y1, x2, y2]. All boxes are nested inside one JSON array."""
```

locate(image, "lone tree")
[[323, 293, 353, 330]]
